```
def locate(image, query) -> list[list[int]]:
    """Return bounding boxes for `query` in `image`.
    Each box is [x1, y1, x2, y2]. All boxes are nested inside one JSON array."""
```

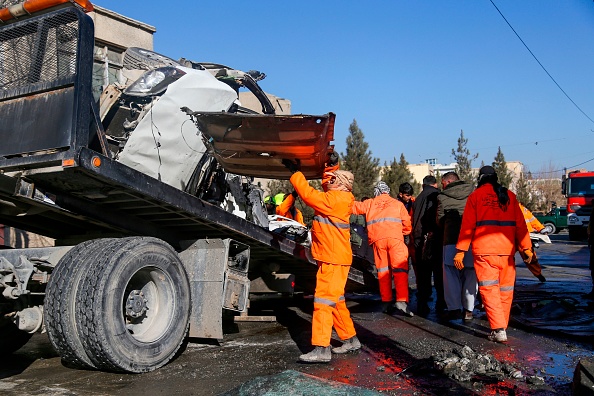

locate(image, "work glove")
[[291, 190, 298, 198], [522, 248, 533, 264], [282, 159, 301, 174], [326, 151, 339, 167], [403, 235, 410, 245], [453, 251, 465, 270]]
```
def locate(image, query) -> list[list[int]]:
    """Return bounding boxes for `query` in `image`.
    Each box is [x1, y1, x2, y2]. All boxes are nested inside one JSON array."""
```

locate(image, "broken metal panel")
[[117, 67, 237, 190], [194, 112, 336, 180]]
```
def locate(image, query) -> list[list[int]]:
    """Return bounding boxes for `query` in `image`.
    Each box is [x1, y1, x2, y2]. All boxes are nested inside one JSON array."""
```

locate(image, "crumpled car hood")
[[194, 112, 335, 179]]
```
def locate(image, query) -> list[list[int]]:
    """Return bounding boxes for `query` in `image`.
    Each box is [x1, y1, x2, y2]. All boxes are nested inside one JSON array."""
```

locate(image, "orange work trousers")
[[474, 255, 515, 330], [311, 262, 356, 347], [372, 238, 409, 303], [525, 246, 542, 277]]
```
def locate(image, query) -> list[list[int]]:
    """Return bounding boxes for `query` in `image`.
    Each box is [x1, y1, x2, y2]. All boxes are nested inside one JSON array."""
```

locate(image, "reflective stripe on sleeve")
[[313, 216, 350, 229], [367, 217, 402, 226], [499, 285, 514, 292]]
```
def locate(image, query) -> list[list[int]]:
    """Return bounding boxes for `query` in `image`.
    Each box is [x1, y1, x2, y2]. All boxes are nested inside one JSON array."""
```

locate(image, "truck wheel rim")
[[122, 266, 175, 343]]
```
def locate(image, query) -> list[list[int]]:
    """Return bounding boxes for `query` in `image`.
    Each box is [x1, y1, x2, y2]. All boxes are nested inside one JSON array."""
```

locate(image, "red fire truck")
[[562, 170, 594, 240]]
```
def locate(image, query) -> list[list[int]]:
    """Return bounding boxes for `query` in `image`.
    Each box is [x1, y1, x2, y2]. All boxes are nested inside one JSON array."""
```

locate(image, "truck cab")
[[562, 170, 594, 240], [535, 206, 567, 234]]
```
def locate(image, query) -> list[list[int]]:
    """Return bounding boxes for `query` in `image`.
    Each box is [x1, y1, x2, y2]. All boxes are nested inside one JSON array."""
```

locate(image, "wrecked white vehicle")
[[99, 47, 335, 227]]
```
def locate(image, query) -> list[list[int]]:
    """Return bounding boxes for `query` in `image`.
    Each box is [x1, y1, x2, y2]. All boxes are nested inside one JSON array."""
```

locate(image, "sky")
[[94, 0, 594, 177]]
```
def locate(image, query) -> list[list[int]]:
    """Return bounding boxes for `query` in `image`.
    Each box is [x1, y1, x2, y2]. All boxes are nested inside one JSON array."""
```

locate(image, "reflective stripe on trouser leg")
[[474, 255, 514, 330], [499, 255, 516, 328], [311, 262, 356, 346], [525, 248, 542, 277], [385, 238, 409, 302], [373, 240, 394, 302]]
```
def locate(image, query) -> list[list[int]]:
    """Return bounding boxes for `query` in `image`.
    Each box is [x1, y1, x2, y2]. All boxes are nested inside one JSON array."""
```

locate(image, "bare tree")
[[528, 162, 566, 212]]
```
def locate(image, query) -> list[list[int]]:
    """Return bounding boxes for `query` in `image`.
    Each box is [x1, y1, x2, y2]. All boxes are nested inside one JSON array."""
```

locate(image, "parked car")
[[536, 207, 568, 234]]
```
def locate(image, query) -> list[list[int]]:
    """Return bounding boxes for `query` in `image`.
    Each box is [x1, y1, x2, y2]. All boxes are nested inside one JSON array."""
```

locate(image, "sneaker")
[[394, 301, 414, 317], [299, 346, 331, 363], [488, 329, 507, 343], [537, 274, 546, 282], [332, 336, 361, 354], [463, 310, 474, 321]]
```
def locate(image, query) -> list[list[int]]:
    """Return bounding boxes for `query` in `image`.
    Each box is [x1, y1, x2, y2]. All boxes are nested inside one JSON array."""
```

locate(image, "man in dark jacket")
[[412, 175, 444, 316], [437, 172, 477, 321]]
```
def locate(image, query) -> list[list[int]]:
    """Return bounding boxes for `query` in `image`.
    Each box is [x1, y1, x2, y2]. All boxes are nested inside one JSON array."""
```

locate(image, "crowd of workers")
[[271, 154, 591, 364]]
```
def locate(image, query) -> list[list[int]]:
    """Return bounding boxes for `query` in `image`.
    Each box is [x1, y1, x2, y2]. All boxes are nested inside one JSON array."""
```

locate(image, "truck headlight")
[[124, 67, 186, 97]]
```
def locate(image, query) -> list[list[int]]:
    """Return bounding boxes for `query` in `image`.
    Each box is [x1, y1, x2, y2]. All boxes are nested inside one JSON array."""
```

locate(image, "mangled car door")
[[193, 112, 335, 179]]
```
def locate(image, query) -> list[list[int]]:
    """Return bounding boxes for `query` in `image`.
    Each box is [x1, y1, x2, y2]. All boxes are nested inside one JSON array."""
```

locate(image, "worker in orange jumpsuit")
[[275, 191, 305, 226], [352, 181, 413, 316], [454, 166, 532, 343], [519, 203, 547, 282], [283, 153, 359, 363]]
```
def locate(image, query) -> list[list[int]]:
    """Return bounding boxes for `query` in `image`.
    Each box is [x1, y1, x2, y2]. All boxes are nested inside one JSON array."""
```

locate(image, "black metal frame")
[[0, 6, 96, 170]]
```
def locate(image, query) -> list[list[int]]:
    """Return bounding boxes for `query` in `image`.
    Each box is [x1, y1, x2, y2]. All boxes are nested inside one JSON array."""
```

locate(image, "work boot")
[[394, 301, 414, 317], [488, 329, 508, 343], [299, 346, 331, 363], [331, 336, 361, 354], [381, 301, 395, 314], [537, 274, 546, 282]]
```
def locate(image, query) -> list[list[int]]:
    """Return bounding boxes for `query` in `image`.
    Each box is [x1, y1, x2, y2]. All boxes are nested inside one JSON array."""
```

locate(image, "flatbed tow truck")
[[0, 0, 373, 373]]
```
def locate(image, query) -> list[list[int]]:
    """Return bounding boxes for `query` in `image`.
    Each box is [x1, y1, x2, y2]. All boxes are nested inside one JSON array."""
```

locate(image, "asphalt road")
[[1, 233, 592, 395]]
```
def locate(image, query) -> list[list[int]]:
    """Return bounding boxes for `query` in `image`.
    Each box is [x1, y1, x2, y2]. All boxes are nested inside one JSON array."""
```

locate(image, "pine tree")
[[381, 153, 420, 197], [492, 146, 514, 188], [341, 119, 380, 200], [514, 172, 535, 208], [451, 130, 478, 182]]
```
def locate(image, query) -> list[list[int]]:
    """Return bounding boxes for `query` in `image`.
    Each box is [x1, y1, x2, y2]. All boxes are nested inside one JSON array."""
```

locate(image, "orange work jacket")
[[456, 183, 531, 256], [276, 194, 305, 226], [519, 204, 544, 233], [290, 171, 353, 265], [352, 194, 411, 244]]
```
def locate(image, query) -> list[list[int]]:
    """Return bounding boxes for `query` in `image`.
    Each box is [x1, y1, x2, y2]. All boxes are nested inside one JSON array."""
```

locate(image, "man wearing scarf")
[[282, 154, 359, 363]]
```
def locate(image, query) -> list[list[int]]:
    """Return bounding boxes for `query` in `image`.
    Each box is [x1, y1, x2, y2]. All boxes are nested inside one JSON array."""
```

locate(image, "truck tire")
[[0, 316, 32, 355], [76, 237, 190, 373], [544, 222, 557, 235], [45, 238, 117, 369], [123, 47, 180, 71]]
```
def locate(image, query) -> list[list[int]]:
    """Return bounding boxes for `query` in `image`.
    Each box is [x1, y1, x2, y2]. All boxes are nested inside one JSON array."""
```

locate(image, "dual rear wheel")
[[45, 237, 190, 373]]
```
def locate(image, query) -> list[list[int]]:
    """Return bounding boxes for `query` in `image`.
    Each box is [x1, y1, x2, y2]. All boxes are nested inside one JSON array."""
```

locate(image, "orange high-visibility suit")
[[352, 194, 411, 303], [456, 184, 531, 330], [519, 203, 544, 278], [290, 165, 356, 347], [276, 193, 305, 226]]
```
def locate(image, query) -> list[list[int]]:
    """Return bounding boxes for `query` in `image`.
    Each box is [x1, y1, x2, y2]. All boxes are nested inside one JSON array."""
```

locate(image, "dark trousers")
[[414, 247, 445, 311]]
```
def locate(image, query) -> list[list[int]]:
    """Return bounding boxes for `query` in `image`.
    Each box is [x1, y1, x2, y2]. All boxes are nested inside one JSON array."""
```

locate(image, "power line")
[[489, 0, 594, 124]]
